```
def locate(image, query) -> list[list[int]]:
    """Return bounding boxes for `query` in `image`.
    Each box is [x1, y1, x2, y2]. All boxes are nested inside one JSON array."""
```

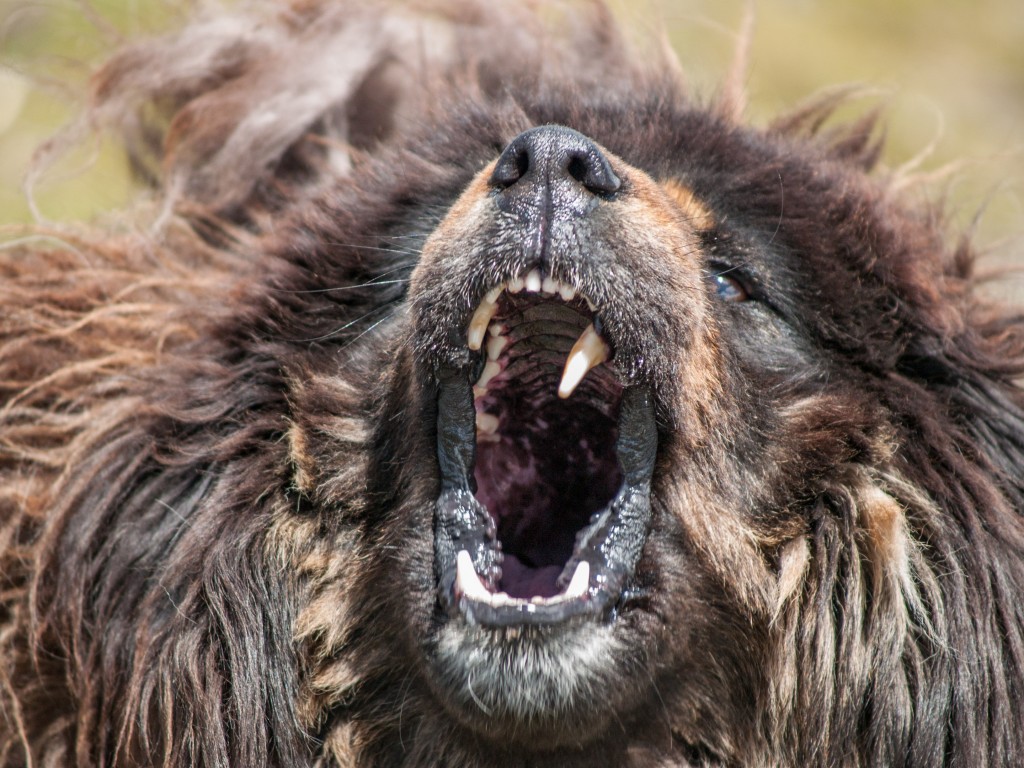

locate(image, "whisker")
[[275, 278, 409, 296], [321, 242, 420, 256], [296, 301, 399, 343], [341, 307, 400, 349], [267, 265, 413, 295]]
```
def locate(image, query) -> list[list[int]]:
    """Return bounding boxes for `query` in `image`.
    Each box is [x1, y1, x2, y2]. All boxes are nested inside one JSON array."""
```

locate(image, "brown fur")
[[3, 2, 1024, 766]]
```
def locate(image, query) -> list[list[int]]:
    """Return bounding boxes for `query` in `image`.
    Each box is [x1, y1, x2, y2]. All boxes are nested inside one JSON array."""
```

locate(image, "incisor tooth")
[[541, 276, 558, 295], [557, 324, 610, 399], [467, 299, 498, 351], [525, 269, 542, 292]]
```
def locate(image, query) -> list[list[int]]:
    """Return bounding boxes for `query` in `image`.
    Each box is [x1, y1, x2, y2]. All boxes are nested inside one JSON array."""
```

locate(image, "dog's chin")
[[424, 617, 632, 744]]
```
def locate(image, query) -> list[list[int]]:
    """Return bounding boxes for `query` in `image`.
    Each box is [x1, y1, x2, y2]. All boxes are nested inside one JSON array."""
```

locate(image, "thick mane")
[[77, 0, 659, 221], [2, 2, 1024, 767]]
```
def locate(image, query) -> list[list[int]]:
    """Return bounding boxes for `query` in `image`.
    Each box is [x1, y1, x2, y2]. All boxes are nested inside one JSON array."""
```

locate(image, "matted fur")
[[2, 2, 1024, 766]]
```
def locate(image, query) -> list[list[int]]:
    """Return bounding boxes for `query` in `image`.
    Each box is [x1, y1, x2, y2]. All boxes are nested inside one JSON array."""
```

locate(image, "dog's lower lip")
[[433, 351, 657, 626]]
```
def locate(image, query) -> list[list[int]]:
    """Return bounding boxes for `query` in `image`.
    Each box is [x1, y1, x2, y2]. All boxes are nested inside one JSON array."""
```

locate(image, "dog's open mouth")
[[433, 270, 657, 627]]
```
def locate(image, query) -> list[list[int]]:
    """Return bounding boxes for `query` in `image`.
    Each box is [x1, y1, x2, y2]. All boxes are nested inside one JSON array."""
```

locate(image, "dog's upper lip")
[[431, 269, 658, 627]]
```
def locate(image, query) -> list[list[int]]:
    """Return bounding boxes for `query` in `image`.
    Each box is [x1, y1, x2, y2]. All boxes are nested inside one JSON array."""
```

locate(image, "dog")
[[2, 1, 1023, 766]]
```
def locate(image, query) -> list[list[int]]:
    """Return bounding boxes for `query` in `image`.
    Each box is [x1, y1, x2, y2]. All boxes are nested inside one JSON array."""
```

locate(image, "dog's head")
[[4, 2, 1023, 767], [280, 56, 1022, 764]]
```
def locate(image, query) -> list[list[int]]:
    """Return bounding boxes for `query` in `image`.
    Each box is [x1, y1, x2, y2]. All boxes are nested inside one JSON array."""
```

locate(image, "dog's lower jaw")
[[424, 618, 628, 745]]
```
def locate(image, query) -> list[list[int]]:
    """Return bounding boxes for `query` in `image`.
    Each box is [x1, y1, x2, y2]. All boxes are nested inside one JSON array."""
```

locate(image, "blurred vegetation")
[[1, 0, 1021, 253]]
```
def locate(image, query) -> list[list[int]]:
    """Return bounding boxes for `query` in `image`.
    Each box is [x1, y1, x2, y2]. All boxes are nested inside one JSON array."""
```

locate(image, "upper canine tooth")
[[525, 269, 542, 293], [557, 323, 610, 399], [467, 294, 500, 351]]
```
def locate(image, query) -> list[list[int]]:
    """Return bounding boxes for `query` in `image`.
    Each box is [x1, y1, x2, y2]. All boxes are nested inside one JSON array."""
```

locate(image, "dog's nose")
[[490, 126, 620, 214]]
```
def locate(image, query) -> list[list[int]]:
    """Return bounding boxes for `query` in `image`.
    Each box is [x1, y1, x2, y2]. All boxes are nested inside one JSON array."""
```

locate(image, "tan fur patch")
[[287, 421, 315, 494], [774, 536, 810, 619], [858, 482, 912, 585], [661, 179, 714, 230]]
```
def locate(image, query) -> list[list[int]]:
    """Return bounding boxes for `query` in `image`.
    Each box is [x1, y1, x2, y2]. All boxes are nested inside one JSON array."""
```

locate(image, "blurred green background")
[[1, 0, 1021, 250]]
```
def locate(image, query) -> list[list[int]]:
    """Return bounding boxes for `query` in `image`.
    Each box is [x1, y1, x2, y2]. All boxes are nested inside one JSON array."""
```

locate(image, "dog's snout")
[[490, 126, 621, 208]]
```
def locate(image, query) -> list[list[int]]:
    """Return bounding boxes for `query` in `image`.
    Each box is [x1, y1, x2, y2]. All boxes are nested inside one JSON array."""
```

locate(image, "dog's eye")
[[711, 272, 749, 302]]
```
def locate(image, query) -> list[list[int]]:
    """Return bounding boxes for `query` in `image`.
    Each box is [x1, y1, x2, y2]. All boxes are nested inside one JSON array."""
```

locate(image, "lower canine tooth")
[[557, 324, 610, 399], [456, 550, 492, 602], [565, 561, 590, 598]]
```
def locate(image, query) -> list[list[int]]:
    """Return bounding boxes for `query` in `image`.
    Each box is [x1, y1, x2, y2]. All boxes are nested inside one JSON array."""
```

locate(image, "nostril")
[[566, 151, 620, 196], [491, 140, 531, 189]]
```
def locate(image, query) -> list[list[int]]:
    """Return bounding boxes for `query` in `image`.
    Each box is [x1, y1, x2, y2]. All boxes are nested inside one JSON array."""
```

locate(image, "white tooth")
[[477, 360, 501, 388], [488, 323, 504, 337], [473, 385, 487, 400], [485, 284, 504, 304], [564, 561, 590, 599], [541, 276, 558, 295], [486, 333, 508, 361], [467, 299, 498, 351], [508, 276, 525, 293], [557, 323, 610, 399], [492, 591, 515, 607], [456, 551, 492, 602], [558, 283, 576, 301], [476, 411, 499, 435], [525, 269, 542, 292]]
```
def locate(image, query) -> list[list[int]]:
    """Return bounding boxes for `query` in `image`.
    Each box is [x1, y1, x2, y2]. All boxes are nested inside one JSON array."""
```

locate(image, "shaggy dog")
[[2, 2, 1023, 766]]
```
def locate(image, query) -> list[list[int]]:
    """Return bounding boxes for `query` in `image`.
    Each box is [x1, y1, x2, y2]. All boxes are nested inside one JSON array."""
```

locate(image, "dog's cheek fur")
[[0, 231, 312, 764]]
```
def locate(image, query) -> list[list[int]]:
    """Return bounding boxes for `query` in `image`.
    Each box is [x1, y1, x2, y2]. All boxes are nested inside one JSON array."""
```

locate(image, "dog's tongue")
[[499, 557, 563, 599]]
